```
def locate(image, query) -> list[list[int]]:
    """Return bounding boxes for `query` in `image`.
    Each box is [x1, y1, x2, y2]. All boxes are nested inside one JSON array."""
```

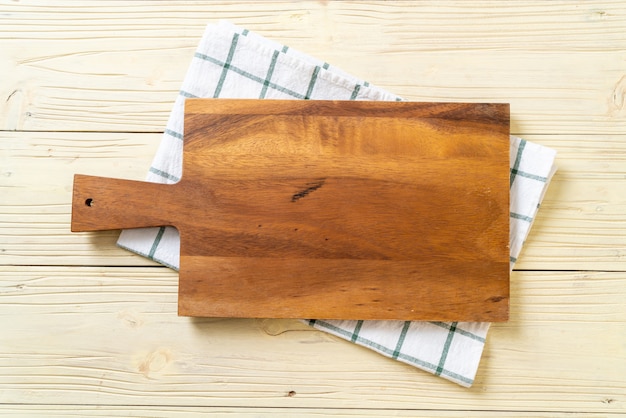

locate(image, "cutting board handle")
[[71, 174, 177, 232]]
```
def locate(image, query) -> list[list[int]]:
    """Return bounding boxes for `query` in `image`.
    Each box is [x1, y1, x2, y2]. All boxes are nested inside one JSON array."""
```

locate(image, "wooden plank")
[[0, 266, 623, 412], [70, 100, 510, 321], [1, 1, 625, 134], [2, 132, 625, 271], [0, 405, 613, 418]]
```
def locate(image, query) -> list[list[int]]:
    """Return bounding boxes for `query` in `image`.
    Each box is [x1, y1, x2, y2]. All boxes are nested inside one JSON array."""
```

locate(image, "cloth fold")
[[118, 20, 557, 387]]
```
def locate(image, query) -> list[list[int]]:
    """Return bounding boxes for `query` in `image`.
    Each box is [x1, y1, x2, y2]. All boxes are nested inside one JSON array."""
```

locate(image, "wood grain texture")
[[71, 99, 510, 321], [2, 0, 625, 415]]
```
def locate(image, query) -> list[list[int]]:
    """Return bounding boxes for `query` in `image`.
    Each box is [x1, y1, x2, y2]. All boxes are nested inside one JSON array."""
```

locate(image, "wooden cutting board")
[[71, 99, 510, 321]]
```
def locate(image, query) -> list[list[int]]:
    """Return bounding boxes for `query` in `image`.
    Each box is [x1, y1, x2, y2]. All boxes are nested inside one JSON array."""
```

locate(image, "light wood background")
[[1, 1, 625, 416]]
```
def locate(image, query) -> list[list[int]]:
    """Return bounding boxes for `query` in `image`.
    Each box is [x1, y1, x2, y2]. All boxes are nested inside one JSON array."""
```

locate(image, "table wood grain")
[[1, 1, 624, 416]]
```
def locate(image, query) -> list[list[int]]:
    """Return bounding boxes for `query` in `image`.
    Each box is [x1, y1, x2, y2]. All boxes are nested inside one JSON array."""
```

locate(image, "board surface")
[[72, 99, 510, 321]]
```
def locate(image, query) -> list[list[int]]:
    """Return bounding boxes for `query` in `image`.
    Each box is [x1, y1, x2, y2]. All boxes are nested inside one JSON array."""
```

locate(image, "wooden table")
[[1, 2, 624, 416]]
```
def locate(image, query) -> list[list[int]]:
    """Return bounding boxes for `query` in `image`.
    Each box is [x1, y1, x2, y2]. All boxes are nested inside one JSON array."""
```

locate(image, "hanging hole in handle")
[[85, 198, 94, 207]]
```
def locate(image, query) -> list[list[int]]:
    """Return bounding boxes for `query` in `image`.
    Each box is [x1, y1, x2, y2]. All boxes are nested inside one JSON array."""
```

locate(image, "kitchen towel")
[[117, 20, 557, 387]]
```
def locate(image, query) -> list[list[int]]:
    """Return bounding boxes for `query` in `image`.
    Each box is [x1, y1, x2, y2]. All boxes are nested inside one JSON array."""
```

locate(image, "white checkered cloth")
[[118, 21, 557, 387]]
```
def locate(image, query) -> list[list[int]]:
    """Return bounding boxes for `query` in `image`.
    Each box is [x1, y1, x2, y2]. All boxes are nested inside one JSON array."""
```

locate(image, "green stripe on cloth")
[[311, 320, 360, 340], [213, 33, 240, 98], [392, 321, 411, 359], [149, 167, 180, 182], [349, 84, 361, 100], [439, 370, 474, 386], [259, 50, 280, 98], [179, 89, 199, 98], [395, 351, 438, 374], [510, 168, 548, 183], [435, 322, 457, 376], [116, 242, 180, 271], [148, 226, 166, 259], [304, 66, 320, 99], [510, 138, 527, 186], [351, 320, 363, 342], [165, 128, 183, 140], [510, 212, 533, 223], [195, 51, 222, 65]]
